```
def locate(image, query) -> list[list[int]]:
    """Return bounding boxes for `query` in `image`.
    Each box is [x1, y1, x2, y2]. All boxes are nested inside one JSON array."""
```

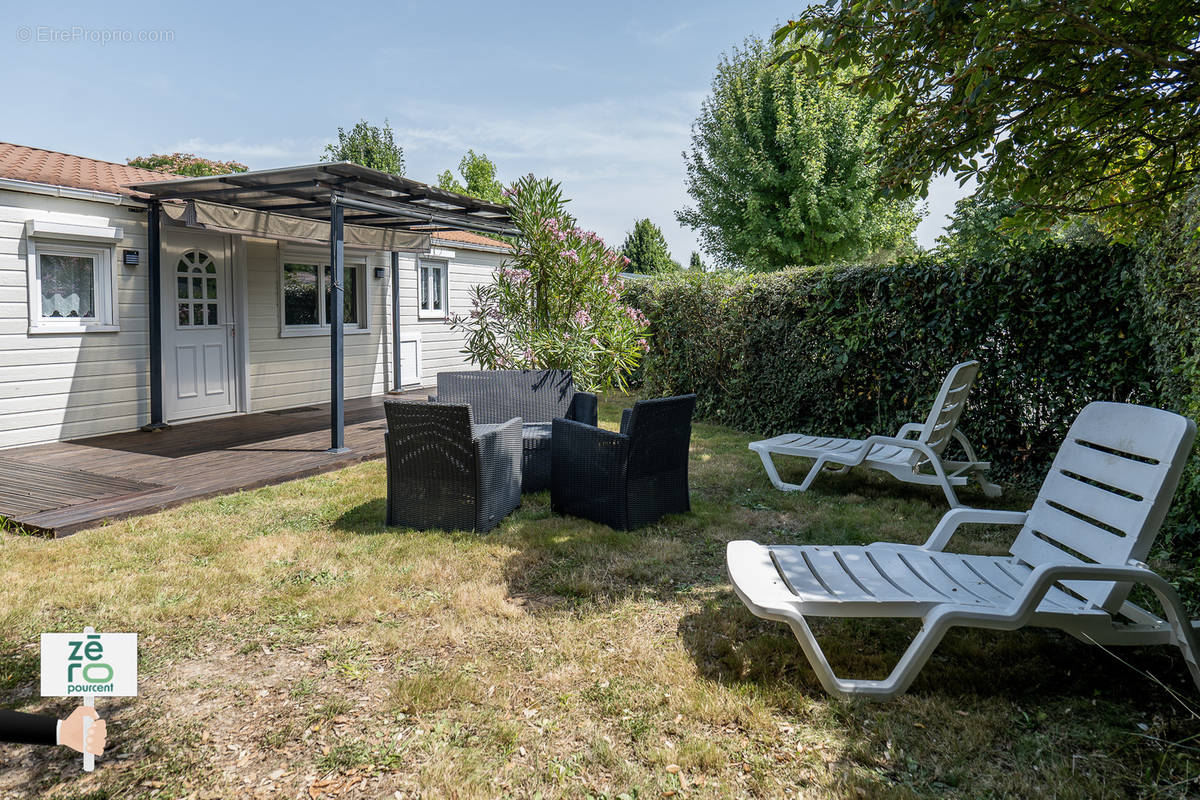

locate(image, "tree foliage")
[[936, 189, 1107, 262], [620, 218, 681, 274], [689, 251, 705, 271], [322, 119, 404, 175], [126, 153, 248, 177], [452, 175, 650, 392], [774, 1, 1200, 237], [677, 36, 921, 270], [437, 150, 505, 204]]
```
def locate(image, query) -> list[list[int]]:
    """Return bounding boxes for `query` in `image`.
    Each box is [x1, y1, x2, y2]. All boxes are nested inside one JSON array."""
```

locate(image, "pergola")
[[128, 162, 517, 452]]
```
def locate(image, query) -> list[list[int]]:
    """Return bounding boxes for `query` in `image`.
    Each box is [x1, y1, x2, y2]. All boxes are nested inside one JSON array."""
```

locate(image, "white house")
[[0, 142, 514, 449]]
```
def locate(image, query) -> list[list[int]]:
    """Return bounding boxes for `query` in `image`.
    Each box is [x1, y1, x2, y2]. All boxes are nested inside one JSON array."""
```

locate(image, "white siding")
[[0, 190, 149, 448], [395, 247, 507, 387], [245, 241, 505, 410]]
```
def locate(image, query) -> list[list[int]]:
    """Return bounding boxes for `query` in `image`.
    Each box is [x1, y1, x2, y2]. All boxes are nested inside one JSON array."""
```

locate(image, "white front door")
[[161, 231, 237, 421]]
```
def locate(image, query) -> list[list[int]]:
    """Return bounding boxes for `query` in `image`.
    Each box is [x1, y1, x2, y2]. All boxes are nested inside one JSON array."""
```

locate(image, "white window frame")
[[278, 249, 370, 337], [417, 257, 449, 319], [26, 238, 118, 334]]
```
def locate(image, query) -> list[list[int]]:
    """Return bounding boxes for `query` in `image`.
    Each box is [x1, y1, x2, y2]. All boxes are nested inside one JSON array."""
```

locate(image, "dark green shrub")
[[636, 243, 1155, 490], [1140, 186, 1200, 574]]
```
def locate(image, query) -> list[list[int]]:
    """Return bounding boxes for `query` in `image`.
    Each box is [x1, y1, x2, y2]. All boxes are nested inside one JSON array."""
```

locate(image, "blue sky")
[[2, 1, 967, 259]]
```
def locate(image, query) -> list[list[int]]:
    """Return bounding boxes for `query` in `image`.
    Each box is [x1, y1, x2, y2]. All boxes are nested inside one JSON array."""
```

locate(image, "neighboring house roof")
[[431, 229, 512, 252], [0, 141, 175, 198], [0, 141, 513, 250]]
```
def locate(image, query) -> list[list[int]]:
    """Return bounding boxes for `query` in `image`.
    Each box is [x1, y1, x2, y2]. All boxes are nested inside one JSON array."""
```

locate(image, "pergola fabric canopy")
[[163, 199, 431, 252], [127, 161, 517, 237]]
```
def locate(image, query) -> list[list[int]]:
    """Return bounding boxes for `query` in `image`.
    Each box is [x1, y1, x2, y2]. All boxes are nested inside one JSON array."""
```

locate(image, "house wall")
[[0, 189, 149, 448], [0, 185, 507, 448], [242, 240, 504, 412], [391, 245, 508, 387]]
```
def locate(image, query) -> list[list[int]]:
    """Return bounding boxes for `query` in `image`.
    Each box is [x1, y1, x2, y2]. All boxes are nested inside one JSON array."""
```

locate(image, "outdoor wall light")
[[373, 267, 387, 279]]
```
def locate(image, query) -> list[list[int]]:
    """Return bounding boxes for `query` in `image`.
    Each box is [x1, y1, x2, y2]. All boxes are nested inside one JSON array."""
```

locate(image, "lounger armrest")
[[913, 508, 1028, 551], [950, 428, 982, 463], [996, 562, 1187, 624], [895, 423, 924, 439], [567, 392, 599, 427], [861, 435, 940, 463]]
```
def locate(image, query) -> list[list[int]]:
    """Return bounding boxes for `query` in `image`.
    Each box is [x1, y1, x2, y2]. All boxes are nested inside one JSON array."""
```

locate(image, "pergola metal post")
[[328, 196, 348, 453], [390, 251, 401, 392], [141, 200, 168, 432]]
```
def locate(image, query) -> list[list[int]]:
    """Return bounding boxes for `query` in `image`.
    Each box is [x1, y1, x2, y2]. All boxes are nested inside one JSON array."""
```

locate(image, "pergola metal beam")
[[328, 197, 348, 453], [141, 200, 168, 432], [336, 193, 517, 236], [391, 251, 402, 392]]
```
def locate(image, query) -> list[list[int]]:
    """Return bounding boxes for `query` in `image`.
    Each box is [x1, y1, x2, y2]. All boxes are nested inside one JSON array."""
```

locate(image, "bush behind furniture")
[[634, 243, 1155, 492]]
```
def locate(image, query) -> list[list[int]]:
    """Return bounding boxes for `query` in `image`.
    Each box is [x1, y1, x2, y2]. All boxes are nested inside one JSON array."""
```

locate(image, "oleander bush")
[[453, 175, 649, 392]]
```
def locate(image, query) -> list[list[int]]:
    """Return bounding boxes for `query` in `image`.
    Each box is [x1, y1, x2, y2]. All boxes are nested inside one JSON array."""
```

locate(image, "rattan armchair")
[[384, 400, 522, 533], [550, 394, 696, 530], [431, 370, 598, 492]]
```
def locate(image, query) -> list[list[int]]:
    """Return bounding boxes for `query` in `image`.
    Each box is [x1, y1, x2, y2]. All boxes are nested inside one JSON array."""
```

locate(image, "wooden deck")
[[0, 393, 423, 537]]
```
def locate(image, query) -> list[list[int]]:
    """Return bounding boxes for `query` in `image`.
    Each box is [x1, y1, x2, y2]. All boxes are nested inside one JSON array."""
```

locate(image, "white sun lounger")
[[728, 402, 1200, 699], [749, 360, 999, 507]]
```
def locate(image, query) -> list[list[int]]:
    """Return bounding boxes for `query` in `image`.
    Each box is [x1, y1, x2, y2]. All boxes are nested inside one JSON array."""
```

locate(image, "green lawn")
[[1, 395, 1198, 799]]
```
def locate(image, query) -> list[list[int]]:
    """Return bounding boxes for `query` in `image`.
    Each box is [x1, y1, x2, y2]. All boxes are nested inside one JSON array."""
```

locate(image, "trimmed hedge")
[[633, 243, 1156, 490], [1139, 187, 1200, 572]]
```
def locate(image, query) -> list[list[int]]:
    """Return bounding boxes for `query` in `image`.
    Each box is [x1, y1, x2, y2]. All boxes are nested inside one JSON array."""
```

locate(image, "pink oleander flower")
[[563, 249, 579, 264], [590, 336, 600, 347], [639, 338, 649, 352], [573, 309, 592, 327], [621, 256, 631, 266], [523, 347, 534, 361]]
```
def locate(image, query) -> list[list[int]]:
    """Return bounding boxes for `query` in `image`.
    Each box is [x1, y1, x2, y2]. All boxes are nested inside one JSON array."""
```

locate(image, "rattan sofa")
[[431, 370, 598, 492], [550, 394, 696, 530], [383, 400, 522, 533]]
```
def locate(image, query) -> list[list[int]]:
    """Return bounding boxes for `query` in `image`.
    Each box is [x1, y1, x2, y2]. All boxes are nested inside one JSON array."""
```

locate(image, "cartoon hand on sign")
[[61, 706, 107, 755], [39, 627, 137, 771], [0, 706, 105, 754]]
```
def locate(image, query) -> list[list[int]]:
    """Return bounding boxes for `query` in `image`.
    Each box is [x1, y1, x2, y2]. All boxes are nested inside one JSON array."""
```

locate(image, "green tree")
[[437, 150, 504, 203], [773, 2, 1200, 237], [936, 190, 1107, 262], [126, 153, 248, 177], [322, 119, 404, 175], [620, 218, 681, 274], [677, 36, 920, 270], [689, 251, 705, 271]]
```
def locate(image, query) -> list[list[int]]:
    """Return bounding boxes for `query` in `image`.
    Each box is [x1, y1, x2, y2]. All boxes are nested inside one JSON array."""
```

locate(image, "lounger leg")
[[781, 612, 955, 700], [754, 447, 803, 492], [928, 460, 962, 508], [974, 471, 1002, 499], [1153, 583, 1200, 691]]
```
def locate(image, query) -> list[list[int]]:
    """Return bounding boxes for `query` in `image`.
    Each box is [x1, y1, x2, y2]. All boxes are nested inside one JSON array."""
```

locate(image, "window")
[[175, 250, 221, 327], [280, 254, 367, 334], [418, 259, 448, 318], [28, 241, 117, 332]]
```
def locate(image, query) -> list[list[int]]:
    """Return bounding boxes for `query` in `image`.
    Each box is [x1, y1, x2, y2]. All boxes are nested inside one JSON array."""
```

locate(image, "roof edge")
[[0, 176, 144, 206]]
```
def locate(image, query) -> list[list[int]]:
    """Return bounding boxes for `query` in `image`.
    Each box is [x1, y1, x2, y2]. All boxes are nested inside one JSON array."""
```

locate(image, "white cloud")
[[393, 93, 704, 259], [164, 137, 320, 165]]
